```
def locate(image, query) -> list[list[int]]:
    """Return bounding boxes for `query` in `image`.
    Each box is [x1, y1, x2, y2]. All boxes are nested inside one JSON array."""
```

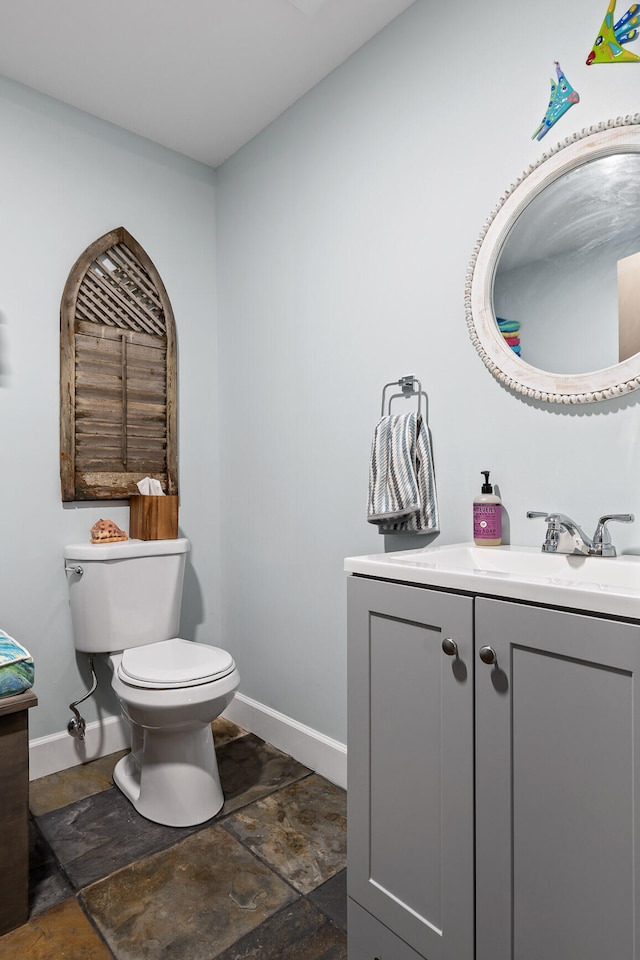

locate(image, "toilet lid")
[[119, 638, 235, 688]]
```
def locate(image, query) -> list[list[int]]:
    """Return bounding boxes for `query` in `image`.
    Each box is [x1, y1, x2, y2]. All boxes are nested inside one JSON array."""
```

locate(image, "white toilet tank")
[[64, 537, 191, 653]]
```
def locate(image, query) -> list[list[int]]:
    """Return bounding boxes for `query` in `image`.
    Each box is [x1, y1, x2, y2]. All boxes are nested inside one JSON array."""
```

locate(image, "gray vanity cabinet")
[[347, 575, 475, 960], [475, 596, 640, 960], [348, 575, 640, 960]]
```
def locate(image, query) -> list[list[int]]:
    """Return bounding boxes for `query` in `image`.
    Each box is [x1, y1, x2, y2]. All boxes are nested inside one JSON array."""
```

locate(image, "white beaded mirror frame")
[[465, 116, 640, 404]]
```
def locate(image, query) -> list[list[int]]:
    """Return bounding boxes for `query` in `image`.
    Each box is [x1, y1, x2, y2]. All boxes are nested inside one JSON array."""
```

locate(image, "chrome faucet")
[[591, 514, 635, 557], [527, 511, 634, 557]]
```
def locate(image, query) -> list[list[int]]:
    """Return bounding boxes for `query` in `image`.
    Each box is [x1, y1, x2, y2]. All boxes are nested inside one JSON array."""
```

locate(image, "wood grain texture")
[[0, 691, 37, 936], [60, 227, 178, 501], [129, 495, 179, 540]]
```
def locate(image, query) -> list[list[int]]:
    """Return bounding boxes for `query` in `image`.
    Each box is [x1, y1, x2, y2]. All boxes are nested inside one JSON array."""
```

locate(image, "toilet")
[[64, 537, 239, 827]]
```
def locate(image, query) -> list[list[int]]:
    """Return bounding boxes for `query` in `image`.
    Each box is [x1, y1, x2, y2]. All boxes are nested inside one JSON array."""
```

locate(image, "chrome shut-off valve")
[[67, 656, 98, 741]]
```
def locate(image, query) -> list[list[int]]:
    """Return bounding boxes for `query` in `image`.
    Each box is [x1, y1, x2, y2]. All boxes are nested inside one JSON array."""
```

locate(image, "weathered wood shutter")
[[60, 227, 177, 501]]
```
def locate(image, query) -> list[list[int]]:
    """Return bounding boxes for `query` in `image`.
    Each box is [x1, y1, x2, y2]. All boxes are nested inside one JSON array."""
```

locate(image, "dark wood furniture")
[[0, 689, 37, 936]]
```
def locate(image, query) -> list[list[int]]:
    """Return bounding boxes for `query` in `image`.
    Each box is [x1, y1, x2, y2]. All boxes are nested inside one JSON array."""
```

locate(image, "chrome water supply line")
[[68, 656, 98, 740]]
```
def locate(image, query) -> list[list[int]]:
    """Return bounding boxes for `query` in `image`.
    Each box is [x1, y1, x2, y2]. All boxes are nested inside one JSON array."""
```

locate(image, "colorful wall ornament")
[[531, 62, 580, 142], [587, 1, 640, 64]]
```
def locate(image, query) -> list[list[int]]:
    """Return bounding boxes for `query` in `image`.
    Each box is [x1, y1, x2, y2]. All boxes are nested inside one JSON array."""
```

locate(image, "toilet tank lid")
[[64, 537, 191, 561]]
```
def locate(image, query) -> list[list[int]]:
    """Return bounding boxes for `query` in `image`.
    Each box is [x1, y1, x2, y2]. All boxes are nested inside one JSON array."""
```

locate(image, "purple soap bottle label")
[[474, 503, 501, 539]]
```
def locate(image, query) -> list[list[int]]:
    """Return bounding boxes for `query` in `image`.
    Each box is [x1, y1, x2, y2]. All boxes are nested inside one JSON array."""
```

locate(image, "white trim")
[[28, 696, 348, 788], [29, 714, 129, 781], [223, 693, 347, 789]]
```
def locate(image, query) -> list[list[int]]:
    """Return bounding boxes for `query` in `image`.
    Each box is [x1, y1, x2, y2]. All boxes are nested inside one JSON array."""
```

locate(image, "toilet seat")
[[118, 638, 235, 689]]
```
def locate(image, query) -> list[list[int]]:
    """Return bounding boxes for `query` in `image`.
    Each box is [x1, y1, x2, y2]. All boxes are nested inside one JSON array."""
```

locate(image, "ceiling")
[[497, 154, 640, 272], [0, 0, 415, 168]]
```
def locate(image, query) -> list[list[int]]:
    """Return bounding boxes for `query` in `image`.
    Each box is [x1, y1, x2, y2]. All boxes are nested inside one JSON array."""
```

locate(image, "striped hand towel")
[[367, 412, 440, 534]]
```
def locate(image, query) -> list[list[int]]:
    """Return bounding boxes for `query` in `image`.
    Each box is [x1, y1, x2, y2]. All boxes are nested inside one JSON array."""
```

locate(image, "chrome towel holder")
[[380, 375, 424, 419]]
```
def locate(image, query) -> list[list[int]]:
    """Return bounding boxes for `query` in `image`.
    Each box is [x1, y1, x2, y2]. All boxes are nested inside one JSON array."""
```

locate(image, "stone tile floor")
[[0, 719, 347, 960]]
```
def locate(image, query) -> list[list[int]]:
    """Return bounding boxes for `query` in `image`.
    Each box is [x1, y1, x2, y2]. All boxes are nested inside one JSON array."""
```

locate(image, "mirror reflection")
[[493, 153, 640, 375]]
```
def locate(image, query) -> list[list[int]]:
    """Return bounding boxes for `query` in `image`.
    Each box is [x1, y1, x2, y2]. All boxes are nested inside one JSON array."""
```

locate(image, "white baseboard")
[[28, 695, 348, 790], [223, 693, 347, 789], [29, 714, 129, 781]]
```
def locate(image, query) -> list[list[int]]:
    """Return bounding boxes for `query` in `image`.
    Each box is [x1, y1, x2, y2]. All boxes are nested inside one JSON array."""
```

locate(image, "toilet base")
[[114, 721, 224, 827]]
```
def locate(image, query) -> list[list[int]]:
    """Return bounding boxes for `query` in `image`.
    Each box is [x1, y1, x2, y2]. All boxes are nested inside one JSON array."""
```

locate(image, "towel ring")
[[381, 376, 423, 419]]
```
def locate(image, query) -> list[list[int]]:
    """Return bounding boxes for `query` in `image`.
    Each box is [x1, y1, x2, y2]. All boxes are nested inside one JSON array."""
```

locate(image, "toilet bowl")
[[110, 638, 240, 826], [64, 538, 240, 827]]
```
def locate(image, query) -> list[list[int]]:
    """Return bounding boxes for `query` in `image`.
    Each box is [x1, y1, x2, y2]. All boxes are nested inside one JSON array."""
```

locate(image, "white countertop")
[[344, 542, 640, 620]]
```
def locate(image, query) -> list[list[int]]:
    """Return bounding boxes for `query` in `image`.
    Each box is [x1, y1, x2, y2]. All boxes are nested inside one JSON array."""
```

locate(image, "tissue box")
[[129, 495, 179, 540]]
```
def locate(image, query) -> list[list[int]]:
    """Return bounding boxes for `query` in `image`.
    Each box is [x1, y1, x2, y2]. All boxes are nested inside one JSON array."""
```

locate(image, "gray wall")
[[0, 76, 219, 739], [495, 249, 617, 375], [2, 0, 640, 753], [215, 0, 640, 744]]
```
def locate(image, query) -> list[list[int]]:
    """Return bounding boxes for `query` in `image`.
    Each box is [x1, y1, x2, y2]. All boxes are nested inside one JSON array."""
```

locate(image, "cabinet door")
[[476, 598, 640, 960], [348, 576, 474, 960], [348, 897, 426, 960]]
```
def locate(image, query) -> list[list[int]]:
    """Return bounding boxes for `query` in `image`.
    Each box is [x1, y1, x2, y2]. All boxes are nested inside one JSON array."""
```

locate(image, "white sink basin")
[[344, 542, 640, 618]]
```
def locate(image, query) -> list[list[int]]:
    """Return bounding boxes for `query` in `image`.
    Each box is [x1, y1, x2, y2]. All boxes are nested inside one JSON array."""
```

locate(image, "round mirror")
[[466, 116, 640, 403]]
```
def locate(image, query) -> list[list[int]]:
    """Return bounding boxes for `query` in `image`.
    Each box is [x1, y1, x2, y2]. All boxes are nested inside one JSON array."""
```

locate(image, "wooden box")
[[129, 495, 179, 540], [0, 689, 38, 936]]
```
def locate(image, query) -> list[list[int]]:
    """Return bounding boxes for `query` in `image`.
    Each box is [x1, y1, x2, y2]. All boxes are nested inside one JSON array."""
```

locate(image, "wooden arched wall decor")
[[60, 227, 178, 501]]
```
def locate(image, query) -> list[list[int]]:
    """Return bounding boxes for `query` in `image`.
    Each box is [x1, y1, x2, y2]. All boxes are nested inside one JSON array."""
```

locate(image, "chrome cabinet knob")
[[442, 637, 458, 657], [479, 645, 497, 665]]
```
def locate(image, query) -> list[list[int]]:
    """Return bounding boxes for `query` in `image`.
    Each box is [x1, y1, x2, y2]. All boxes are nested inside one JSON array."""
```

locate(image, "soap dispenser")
[[473, 470, 502, 546]]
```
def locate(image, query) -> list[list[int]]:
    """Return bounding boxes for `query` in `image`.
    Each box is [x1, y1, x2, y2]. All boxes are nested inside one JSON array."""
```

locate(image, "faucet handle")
[[592, 514, 635, 557], [526, 511, 563, 552], [596, 513, 634, 525]]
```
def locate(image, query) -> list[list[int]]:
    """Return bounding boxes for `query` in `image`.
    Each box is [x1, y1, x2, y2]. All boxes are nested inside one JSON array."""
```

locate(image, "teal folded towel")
[[497, 318, 520, 333], [0, 630, 34, 698]]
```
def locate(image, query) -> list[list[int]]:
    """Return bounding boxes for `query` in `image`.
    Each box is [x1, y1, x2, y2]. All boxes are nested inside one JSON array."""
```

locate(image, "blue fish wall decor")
[[531, 61, 580, 141]]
